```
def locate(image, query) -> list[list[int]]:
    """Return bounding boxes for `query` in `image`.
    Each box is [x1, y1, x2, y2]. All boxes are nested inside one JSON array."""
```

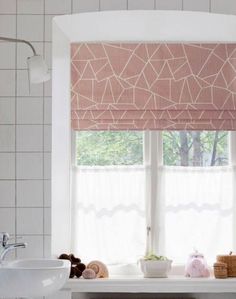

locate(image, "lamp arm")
[[0, 36, 36, 56]]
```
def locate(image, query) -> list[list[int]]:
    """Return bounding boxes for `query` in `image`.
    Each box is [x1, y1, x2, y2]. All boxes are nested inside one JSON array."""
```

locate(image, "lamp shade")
[[27, 55, 50, 84]]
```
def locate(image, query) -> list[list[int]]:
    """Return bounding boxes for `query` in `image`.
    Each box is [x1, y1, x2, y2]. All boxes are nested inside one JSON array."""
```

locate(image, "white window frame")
[[70, 131, 236, 260]]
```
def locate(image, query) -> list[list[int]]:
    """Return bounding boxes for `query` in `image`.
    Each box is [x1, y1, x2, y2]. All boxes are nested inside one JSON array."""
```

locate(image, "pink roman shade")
[[71, 43, 236, 130]]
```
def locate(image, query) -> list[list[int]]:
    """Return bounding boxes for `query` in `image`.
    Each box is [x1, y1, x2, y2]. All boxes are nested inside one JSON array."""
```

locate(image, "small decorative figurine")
[[185, 250, 210, 278], [87, 260, 109, 278], [82, 268, 96, 279]]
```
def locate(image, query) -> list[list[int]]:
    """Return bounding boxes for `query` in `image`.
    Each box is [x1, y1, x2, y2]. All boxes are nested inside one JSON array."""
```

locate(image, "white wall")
[[0, 0, 235, 259]]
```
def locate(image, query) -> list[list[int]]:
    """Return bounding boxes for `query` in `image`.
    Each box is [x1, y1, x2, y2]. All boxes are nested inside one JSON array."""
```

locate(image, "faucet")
[[0, 232, 27, 262]]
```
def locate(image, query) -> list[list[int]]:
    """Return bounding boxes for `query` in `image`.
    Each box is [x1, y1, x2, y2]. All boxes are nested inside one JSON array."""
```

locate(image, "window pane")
[[76, 131, 143, 166], [163, 131, 229, 166]]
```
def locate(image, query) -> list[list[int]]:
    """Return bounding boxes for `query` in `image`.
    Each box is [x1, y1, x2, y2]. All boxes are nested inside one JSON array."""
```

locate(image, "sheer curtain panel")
[[71, 166, 146, 264]]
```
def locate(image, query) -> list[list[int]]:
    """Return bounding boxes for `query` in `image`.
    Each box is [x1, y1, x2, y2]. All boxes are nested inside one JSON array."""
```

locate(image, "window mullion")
[[144, 131, 162, 254], [230, 131, 236, 252]]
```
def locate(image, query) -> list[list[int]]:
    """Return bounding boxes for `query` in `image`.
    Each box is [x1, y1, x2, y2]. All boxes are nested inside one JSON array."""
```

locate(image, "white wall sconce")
[[0, 36, 50, 84]]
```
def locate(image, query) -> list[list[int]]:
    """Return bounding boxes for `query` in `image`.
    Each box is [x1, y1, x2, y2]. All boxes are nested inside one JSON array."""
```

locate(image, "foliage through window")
[[163, 131, 228, 166], [76, 131, 143, 166]]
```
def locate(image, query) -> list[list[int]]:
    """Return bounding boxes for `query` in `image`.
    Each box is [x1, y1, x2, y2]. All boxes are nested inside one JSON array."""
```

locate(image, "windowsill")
[[64, 275, 236, 293]]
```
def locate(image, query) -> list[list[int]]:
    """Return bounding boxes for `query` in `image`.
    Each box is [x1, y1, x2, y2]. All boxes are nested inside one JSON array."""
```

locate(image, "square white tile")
[[211, 0, 236, 14], [0, 70, 15, 96], [43, 77, 52, 97], [17, 42, 43, 69], [0, 98, 15, 125], [72, 0, 99, 12], [45, 0, 71, 14], [17, 180, 43, 207], [0, 0, 16, 13], [17, 97, 43, 124], [44, 153, 51, 179], [0, 15, 16, 36], [183, 0, 209, 11], [17, 15, 44, 41], [44, 43, 52, 69], [0, 153, 15, 179], [155, 0, 183, 10], [17, 70, 43, 97], [16, 125, 43, 152], [45, 15, 55, 42], [16, 153, 43, 179], [0, 208, 15, 234], [0, 43, 15, 69], [128, 0, 154, 9], [0, 125, 15, 152], [17, 0, 44, 14], [44, 180, 51, 207], [44, 207, 51, 235], [16, 207, 43, 234], [0, 181, 15, 207], [44, 235, 51, 258], [17, 235, 44, 258], [44, 125, 51, 152], [44, 97, 52, 124], [100, 0, 127, 10]]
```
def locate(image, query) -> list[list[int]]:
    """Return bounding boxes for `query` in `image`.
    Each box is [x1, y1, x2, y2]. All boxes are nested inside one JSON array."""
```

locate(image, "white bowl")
[[140, 259, 172, 278]]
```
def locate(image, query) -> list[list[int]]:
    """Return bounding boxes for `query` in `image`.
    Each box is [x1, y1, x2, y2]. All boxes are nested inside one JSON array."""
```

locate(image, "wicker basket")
[[217, 253, 236, 277], [214, 262, 228, 279]]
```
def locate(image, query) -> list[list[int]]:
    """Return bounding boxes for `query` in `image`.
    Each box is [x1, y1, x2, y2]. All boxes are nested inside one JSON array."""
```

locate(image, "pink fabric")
[[71, 43, 236, 130]]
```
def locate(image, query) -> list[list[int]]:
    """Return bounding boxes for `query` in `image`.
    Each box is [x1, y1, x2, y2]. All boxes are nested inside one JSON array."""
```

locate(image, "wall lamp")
[[0, 36, 50, 84]]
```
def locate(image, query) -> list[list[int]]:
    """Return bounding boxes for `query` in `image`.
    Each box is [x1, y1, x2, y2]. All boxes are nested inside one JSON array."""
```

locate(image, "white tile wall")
[[0, 98, 15, 124], [183, 0, 209, 12], [17, 180, 43, 207], [17, 125, 43, 152], [100, 0, 127, 10], [17, 0, 44, 15], [0, 181, 15, 207], [128, 0, 155, 10], [156, 0, 183, 10], [0, 0, 235, 260], [0, 0, 16, 14], [16, 153, 43, 179], [0, 125, 15, 151]]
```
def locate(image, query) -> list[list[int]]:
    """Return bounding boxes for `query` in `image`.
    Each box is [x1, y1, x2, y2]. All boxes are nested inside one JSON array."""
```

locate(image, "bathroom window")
[[159, 131, 233, 264], [72, 130, 235, 265], [72, 131, 146, 264]]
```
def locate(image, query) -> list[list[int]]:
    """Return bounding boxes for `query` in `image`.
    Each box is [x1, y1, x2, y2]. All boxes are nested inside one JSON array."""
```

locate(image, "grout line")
[[15, 0, 18, 258], [0, 124, 52, 126], [0, 151, 51, 153], [1, 206, 49, 209], [42, 0, 46, 258], [0, 179, 51, 181]]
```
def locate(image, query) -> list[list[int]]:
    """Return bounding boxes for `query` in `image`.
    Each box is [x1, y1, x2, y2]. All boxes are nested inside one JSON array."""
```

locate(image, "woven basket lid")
[[214, 262, 227, 267]]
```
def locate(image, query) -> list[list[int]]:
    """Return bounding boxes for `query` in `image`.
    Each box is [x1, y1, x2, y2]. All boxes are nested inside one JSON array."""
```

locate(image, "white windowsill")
[[64, 275, 236, 293]]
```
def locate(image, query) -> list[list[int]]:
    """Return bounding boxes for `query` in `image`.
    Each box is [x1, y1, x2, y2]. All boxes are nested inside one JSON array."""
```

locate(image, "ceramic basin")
[[0, 259, 71, 298]]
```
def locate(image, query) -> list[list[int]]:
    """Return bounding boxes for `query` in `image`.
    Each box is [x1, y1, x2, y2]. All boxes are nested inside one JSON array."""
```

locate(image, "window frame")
[[71, 130, 236, 262]]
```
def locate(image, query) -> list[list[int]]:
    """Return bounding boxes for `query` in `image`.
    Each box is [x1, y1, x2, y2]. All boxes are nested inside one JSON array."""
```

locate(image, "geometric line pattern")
[[71, 43, 236, 130]]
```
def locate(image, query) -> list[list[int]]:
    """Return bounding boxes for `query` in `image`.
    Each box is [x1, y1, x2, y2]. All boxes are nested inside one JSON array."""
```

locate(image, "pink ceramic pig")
[[185, 251, 210, 278]]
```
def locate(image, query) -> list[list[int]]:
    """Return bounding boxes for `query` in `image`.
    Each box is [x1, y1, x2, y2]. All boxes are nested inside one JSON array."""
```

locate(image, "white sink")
[[0, 259, 71, 298]]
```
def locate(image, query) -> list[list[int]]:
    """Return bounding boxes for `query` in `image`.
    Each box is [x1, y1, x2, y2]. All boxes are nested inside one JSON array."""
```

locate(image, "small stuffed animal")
[[185, 251, 210, 278], [58, 253, 86, 278]]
